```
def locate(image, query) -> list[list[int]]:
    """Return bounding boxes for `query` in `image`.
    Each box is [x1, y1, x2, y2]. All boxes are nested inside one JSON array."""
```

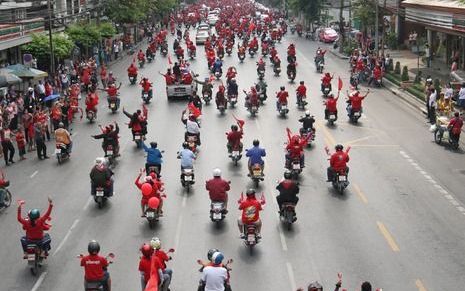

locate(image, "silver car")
[[196, 30, 210, 45]]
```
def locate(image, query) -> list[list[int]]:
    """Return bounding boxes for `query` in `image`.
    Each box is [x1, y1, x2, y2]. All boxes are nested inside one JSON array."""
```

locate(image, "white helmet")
[[305, 110, 310, 116], [95, 157, 105, 165], [213, 168, 221, 177], [150, 237, 161, 250]]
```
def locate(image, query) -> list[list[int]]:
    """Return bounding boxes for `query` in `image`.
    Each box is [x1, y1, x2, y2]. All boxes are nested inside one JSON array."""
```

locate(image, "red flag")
[[338, 77, 343, 91], [286, 127, 292, 143], [232, 114, 245, 128], [168, 54, 172, 65]]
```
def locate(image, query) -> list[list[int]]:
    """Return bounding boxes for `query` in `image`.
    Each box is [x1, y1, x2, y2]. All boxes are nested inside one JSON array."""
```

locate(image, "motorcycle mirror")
[[168, 248, 175, 253], [108, 253, 115, 259]]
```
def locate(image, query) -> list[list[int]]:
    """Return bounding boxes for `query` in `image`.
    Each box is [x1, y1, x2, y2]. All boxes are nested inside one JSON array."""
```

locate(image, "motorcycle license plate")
[[251, 106, 257, 111], [354, 112, 360, 117], [96, 190, 104, 197], [184, 175, 192, 181], [110, 103, 116, 108], [27, 254, 35, 261], [174, 88, 186, 93], [293, 163, 300, 170], [329, 114, 336, 119], [55, 148, 61, 154], [232, 151, 239, 156], [146, 211, 155, 218], [230, 97, 237, 102], [247, 234, 255, 243], [253, 169, 261, 176], [338, 176, 347, 182], [281, 105, 288, 110], [135, 135, 141, 141], [213, 213, 222, 220], [106, 150, 113, 155]]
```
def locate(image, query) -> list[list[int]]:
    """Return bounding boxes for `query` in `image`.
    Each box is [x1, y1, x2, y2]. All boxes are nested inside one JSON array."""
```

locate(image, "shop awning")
[[0, 69, 22, 86], [6, 64, 48, 79]]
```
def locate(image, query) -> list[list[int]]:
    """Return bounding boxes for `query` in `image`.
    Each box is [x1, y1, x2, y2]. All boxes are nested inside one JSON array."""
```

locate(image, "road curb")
[[328, 48, 350, 60], [383, 78, 427, 115]]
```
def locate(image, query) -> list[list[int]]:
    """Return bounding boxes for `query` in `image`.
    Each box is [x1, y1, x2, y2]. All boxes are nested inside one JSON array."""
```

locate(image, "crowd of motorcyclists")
[[4, 0, 463, 289]]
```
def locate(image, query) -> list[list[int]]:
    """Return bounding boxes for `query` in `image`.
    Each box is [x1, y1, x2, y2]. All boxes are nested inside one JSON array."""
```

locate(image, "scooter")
[[326, 111, 338, 125], [55, 143, 70, 164], [287, 69, 296, 82], [202, 91, 212, 105], [108, 97, 119, 113], [296, 94, 307, 110], [433, 117, 460, 150], [24, 241, 49, 276], [210, 201, 227, 223], [141, 90, 151, 104], [79, 253, 114, 291], [278, 102, 289, 117], [93, 186, 109, 209], [273, 65, 281, 76], [144, 205, 160, 228], [280, 203, 297, 230], [238, 52, 245, 63], [181, 168, 195, 192], [331, 171, 349, 194], [129, 75, 137, 85], [249, 162, 264, 187], [86, 109, 97, 123], [229, 145, 242, 166], [134, 131, 144, 148], [348, 106, 362, 123], [227, 94, 238, 107], [105, 144, 116, 167], [322, 85, 331, 97]]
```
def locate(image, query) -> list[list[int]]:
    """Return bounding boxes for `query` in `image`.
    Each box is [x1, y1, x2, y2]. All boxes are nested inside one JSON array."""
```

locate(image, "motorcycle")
[[138, 59, 145, 68], [290, 26, 296, 34], [315, 59, 324, 73], [144, 205, 160, 228], [297, 29, 303, 37], [189, 49, 196, 60], [278, 102, 289, 117], [326, 111, 337, 125], [350, 73, 359, 90], [202, 91, 212, 105], [226, 46, 233, 56], [80, 253, 114, 290], [186, 135, 198, 153], [280, 203, 296, 230], [300, 127, 315, 147], [238, 52, 245, 63], [134, 131, 144, 148], [218, 100, 226, 115], [161, 47, 168, 57], [287, 69, 296, 82], [296, 94, 306, 110], [210, 201, 227, 223], [214, 69, 222, 80], [348, 107, 362, 123], [141, 90, 151, 104], [218, 51, 225, 60], [55, 143, 70, 164], [249, 163, 264, 187], [433, 117, 460, 150], [273, 65, 281, 76], [105, 144, 116, 166], [373, 76, 382, 87], [227, 94, 238, 107], [108, 97, 118, 113], [129, 75, 137, 85], [86, 109, 97, 123], [322, 85, 331, 97], [242, 223, 260, 253], [261, 46, 269, 56], [181, 168, 195, 192], [287, 158, 303, 179], [94, 186, 108, 209], [25, 242, 48, 275], [305, 30, 313, 39], [147, 53, 154, 63], [0, 181, 12, 211], [257, 68, 265, 79], [229, 145, 242, 166], [331, 171, 349, 194], [248, 48, 256, 57]]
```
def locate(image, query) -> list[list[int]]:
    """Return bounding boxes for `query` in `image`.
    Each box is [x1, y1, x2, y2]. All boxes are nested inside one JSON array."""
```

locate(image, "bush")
[[401, 66, 409, 81], [386, 31, 398, 50], [433, 78, 441, 94], [394, 61, 401, 74]]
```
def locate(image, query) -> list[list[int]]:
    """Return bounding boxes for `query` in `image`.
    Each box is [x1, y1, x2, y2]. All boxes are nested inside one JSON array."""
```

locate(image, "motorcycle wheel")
[[30, 253, 40, 276], [434, 129, 442, 145], [2, 189, 12, 208], [148, 219, 156, 229], [97, 197, 103, 209]]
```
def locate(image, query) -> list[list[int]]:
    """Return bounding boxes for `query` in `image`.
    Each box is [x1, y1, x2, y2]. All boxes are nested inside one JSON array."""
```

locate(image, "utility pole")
[[381, 0, 386, 56], [47, 0, 55, 75], [374, 0, 379, 55]]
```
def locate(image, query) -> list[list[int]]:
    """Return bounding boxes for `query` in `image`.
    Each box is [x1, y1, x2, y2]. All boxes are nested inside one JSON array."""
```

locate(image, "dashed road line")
[[173, 214, 184, 250], [30, 170, 38, 178], [377, 221, 400, 252], [53, 219, 79, 256], [31, 271, 47, 291], [415, 279, 427, 291], [83, 196, 92, 211], [353, 183, 368, 204], [286, 262, 297, 291]]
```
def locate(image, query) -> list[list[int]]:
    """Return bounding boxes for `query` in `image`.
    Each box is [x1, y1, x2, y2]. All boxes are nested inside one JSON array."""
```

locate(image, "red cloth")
[[80, 254, 109, 281], [206, 178, 230, 201], [85, 94, 99, 111], [145, 256, 162, 291], [127, 65, 138, 77], [17, 203, 52, 240], [296, 85, 306, 96], [287, 47, 296, 56], [138, 256, 152, 284], [16, 132, 26, 148], [106, 87, 118, 97], [227, 130, 243, 148], [140, 81, 152, 93], [449, 117, 464, 135], [44, 83, 52, 97], [325, 98, 338, 112], [330, 151, 349, 172], [373, 67, 382, 79], [349, 94, 364, 110], [286, 143, 304, 159], [239, 197, 262, 224], [154, 250, 169, 270], [277, 91, 288, 104], [322, 75, 332, 86], [138, 52, 145, 60], [135, 175, 160, 206]]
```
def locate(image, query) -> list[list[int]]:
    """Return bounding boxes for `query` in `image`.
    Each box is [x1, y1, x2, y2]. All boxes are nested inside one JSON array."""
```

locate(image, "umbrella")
[[0, 69, 22, 86], [6, 64, 48, 79], [43, 94, 61, 102]]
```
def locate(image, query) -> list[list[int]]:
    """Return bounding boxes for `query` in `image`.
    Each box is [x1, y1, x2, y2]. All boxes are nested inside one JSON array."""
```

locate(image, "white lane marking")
[[173, 214, 183, 250], [433, 184, 443, 190], [31, 271, 48, 291], [286, 262, 297, 291], [255, 119, 261, 130], [420, 170, 427, 175], [423, 174, 433, 180], [52, 219, 79, 256], [457, 206, 465, 212], [439, 189, 448, 195], [181, 195, 187, 208], [30, 171, 38, 178], [83, 196, 92, 211], [445, 195, 454, 200], [275, 213, 288, 251], [450, 200, 460, 206]]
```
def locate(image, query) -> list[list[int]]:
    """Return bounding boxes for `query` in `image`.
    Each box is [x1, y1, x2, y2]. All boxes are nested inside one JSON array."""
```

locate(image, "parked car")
[[319, 28, 339, 43]]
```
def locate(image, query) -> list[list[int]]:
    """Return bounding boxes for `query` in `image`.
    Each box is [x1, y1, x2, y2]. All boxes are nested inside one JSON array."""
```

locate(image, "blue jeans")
[[21, 233, 51, 252], [161, 268, 172, 291], [85, 271, 110, 291]]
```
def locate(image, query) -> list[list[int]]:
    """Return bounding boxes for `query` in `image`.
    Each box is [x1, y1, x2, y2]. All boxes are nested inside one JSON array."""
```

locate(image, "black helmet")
[[335, 144, 343, 151], [246, 188, 256, 196], [28, 209, 40, 220], [361, 281, 372, 291], [280, 86, 285, 90], [150, 142, 157, 148], [182, 142, 189, 149], [253, 139, 259, 146], [454, 111, 460, 117], [88, 240, 100, 255], [207, 248, 219, 261], [231, 125, 238, 131], [283, 170, 292, 179], [308, 281, 323, 291], [299, 81, 304, 85]]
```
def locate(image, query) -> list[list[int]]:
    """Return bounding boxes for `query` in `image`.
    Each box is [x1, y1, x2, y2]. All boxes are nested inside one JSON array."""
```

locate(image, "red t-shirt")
[[138, 256, 152, 283], [239, 198, 262, 224], [296, 85, 306, 96], [140, 81, 152, 93], [107, 87, 118, 97], [227, 130, 243, 147], [330, 152, 349, 172], [154, 250, 169, 270], [80, 254, 108, 281], [277, 91, 288, 104], [325, 98, 338, 112], [205, 178, 230, 201], [349, 95, 364, 110]]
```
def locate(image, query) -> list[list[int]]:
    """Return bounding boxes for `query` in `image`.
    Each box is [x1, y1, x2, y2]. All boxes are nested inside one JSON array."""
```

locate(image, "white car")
[[197, 23, 210, 31], [196, 30, 210, 45], [208, 16, 218, 26]]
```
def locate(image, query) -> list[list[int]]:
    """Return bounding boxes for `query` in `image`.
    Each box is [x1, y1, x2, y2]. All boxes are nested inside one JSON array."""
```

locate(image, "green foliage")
[[289, 0, 323, 22], [66, 23, 101, 48], [98, 22, 117, 38], [433, 78, 441, 94], [154, 0, 176, 15], [342, 38, 359, 56], [352, 0, 376, 33], [22, 33, 74, 61], [386, 31, 398, 50], [104, 0, 152, 23], [394, 61, 401, 74], [401, 66, 409, 81]]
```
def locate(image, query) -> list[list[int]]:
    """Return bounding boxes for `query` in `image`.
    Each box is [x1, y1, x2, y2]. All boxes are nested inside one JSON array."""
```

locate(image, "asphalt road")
[[1, 29, 465, 291]]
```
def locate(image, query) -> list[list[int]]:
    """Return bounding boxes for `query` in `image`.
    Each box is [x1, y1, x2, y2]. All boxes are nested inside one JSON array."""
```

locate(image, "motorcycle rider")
[[85, 91, 99, 116], [321, 72, 333, 93], [80, 240, 112, 291], [123, 107, 147, 140], [368, 64, 382, 86], [93, 122, 120, 156], [285, 133, 310, 168], [138, 243, 154, 291], [226, 67, 237, 86], [276, 171, 299, 215], [256, 78, 268, 100], [139, 77, 153, 100], [246, 139, 266, 176], [448, 111, 463, 143], [276, 86, 289, 111], [238, 189, 264, 238], [256, 57, 266, 76], [200, 251, 229, 291], [324, 93, 339, 120], [347, 89, 369, 117], [287, 62, 297, 79], [178, 142, 196, 180], [296, 81, 308, 105], [54, 122, 72, 154], [206, 168, 231, 211], [195, 77, 214, 101], [90, 157, 114, 197], [315, 47, 326, 64], [226, 123, 244, 155], [150, 238, 173, 291], [142, 141, 163, 176], [137, 49, 146, 64], [287, 43, 296, 63], [299, 111, 316, 134], [227, 78, 238, 99], [100, 82, 122, 108], [135, 169, 163, 216], [185, 114, 201, 145], [326, 144, 350, 182], [216, 84, 227, 109], [212, 58, 223, 75], [18, 197, 53, 257]]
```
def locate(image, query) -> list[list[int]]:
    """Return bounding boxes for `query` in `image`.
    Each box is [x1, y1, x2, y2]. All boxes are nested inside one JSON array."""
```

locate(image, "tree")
[[98, 22, 117, 38], [352, 0, 376, 35], [22, 33, 74, 67], [289, 0, 323, 23], [104, 0, 150, 24], [66, 23, 101, 56]]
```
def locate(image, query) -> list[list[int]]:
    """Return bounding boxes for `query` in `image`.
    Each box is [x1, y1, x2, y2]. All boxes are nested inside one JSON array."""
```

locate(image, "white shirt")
[[37, 83, 45, 94], [201, 266, 227, 291], [444, 88, 453, 100], [429, 91, 437, 107], [459, 88, 465, 100], [186, 119, 200, 134]]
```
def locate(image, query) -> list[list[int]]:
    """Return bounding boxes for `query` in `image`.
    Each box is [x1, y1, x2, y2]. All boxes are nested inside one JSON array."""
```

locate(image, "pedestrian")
[[34, 122, 49, 160], [425, 44, 431, 68], [60, 70, 69, 92], [428, 88, 437, 124], [458, 82, 465, 112], [113, 40, 120, 60], [15, 128, 26, 160], [0, 126, 15, 165]]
